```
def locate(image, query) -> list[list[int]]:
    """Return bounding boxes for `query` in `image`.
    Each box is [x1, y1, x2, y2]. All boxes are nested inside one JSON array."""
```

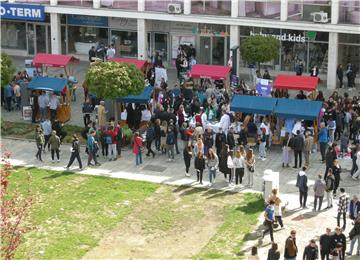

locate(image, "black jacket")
[[226, 132, 236, 149], [319, 233, 332, 253], [204, 133, 214, 148], [194, 156, 205, 171], [303, 245, 318, 260], [267, 248, 280, 260], [183, 148, 192, 167], [215, 133, 226, 152], [330, 233, 346, 251], [293, 135, 304, 151], [238, 129, 248, 145]]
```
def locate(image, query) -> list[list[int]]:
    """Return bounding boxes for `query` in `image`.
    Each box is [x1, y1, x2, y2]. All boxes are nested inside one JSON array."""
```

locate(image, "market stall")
[[27, 76, 70, 123], [230, 95, 278, 115], [273, 74, 319, 99], [32, 53, 79, 75]]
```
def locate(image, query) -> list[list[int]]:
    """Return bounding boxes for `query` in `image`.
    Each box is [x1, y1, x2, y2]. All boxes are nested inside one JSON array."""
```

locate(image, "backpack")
[[166, 132, 175, 145], [105, 135, 112, 144]]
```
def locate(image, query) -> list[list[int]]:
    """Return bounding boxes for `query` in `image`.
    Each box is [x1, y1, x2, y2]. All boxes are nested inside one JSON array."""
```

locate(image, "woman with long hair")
[[233, 146, 246, 186], [132, 132, 144, 166], [207, 148, 219, 187], [227, 150, 234, 186], [183, 143, 193, 177], [194, 151, 205, 185], [267, 189, 284, 229], [160, 120, 168, 154], [219, 144, 230, 179], [246, 148, 256, 187]]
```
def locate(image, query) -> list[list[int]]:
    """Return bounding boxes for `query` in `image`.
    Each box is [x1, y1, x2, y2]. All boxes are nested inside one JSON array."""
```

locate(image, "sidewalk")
[[1, 137, 359, 259]]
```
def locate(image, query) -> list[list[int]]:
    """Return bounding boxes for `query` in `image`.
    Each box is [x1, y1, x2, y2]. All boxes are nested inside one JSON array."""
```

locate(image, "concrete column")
[[327, 32, 338, 89], [50, 13, 61, 54], [238, 0, 246, 17], [331, 0, 339, 24], [93, 0, 100, 9], [183, 0, 191, 15], [230, 25, 240, 76], [138, 0, 145, 12], [280, 0, 288, 21], [50, 0, 58, 5], [137, 19, 147, 60], [231, 0, 239, 18]]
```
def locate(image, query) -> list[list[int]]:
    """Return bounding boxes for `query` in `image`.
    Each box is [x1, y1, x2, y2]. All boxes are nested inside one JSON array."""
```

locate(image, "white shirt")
[[38, 94, 49, 108], [219, 114, 230, 131], [201, 113, 207, 126], [106, 48, 115, 59], [141, 109, 152, 122], [49, 96, 60, 110]]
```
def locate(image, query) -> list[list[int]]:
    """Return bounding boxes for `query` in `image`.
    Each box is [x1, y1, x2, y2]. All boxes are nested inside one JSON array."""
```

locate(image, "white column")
[[280, 0, 288, 21], [231, 0, 239, 18], [238, 0, 246, 17], [93, 0, 100, 9], [50, 13, 61, 54], [331, 0, 339, 24], [230, 25, 240, 76], [327, 32, 338, 90], [183, 0, 191, 15], [50, 0, 58, 5], [138, 0, 145, 12], [137, 19, 147, 60]]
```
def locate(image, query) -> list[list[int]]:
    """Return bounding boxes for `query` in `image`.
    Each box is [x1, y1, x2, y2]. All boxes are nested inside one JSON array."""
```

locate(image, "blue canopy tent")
[[230, 95, 278, 115], [117, 85, 153, 104], [27, 76, 67, 93], [274, 99, 323, 120]]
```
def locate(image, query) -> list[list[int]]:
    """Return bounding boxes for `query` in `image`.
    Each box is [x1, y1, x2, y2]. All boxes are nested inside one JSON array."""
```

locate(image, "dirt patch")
[[83, 185, 243, 259]]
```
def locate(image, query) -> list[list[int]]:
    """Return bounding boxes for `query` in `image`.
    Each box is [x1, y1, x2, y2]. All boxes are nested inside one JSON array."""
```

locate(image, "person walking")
[[332, 159, 342, 197], [49, 130, 61, 163], [284, 230, 298, 260], [293, 130, 304, 169], [259, 129, 267, 161], [183, 143, 193, 177], [337, 188, 349, 231], [303, 239, 319, 260], [352, 147, 360, 180], [145, 122, 155, 158], [325, 169, 335, 209], [227, 150, 234, 186], [313, 174, 326, 211], [87, 130, 100, 167], [4, 83, 13, 112], [160, 120, 168, 154], [349, 195, 360, 221], [194, 151, 205, 185], [166, 126, 176, 162], [296, 167, 309, 208], [268, 188, 284, 229], [233, 148, 245, 186], [49, 93, 60, 122], [207, 148, 218, 187], [215, 127, 226, 156], [66, 135, 83, 170], [319, 123, 329, 163], [324, 147, 335, 180], [246, 148, 256, 187], [304, 132, 313, 167], [268, 242, 281, 260], [262, 200, 275, 243], [41, 118, 52, 152], [132, 132, 144, 166], [219, 144, 229, 179], [346, 216, 360, 256], [320, 228, 332, 260], [35, 126, 44, 162], [106, 126, 118, 161], [330, 227, 346, 260]]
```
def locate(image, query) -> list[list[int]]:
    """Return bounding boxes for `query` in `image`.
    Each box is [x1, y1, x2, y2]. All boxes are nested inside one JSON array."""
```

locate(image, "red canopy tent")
[[189, 64, 231, 80], [32, 53, 79, 68], [273, 75, 319, 92], [109, 58, 149, 70]]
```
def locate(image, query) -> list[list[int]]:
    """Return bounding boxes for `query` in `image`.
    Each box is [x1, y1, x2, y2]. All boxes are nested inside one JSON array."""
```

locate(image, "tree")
[[1, 149, 33, 259], [240, 35, 280, 71], [0, 53, 16, 88], [85, 61, 145, 120]]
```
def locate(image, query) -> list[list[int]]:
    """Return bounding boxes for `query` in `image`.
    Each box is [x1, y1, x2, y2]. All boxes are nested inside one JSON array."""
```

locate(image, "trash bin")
[[263, 169, 279, 200]]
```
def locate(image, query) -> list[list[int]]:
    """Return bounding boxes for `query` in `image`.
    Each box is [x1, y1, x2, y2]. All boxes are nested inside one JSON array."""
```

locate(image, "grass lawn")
[[7, 167, 263, 259]]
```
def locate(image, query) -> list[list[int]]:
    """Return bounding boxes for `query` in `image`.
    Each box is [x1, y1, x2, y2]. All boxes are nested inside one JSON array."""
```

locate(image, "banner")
[[0, 3, 45, 21]]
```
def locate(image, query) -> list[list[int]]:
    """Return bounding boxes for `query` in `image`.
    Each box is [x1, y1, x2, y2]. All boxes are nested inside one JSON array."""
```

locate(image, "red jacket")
[[106, 129, 118, 144], [132, 136, 143, 154]]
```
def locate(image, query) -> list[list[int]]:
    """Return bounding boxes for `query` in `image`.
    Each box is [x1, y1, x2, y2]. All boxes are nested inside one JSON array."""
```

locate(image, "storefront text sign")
[[0, 3, 45, 21], [250, 31, 306, 43], [67, 14, 108, 27]]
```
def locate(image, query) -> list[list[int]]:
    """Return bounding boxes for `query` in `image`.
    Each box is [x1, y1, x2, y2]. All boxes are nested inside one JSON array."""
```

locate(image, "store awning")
[[230, 95, 278, 115], [274, 98, 323, 120], [189, 64, 231, 80], [32, 53, 79, 68], [27, 76, 67, 92], [117, 85, 153, 104], [109, 58, 149, 70], [273, 75, 319, 91]]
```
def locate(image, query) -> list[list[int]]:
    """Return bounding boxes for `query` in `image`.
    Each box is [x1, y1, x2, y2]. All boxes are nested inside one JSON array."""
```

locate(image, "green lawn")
[[7, 167, 263, 259]]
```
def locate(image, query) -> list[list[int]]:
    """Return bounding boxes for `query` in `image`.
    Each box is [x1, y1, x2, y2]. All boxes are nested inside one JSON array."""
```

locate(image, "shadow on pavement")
[[43, 171, 74, 179]]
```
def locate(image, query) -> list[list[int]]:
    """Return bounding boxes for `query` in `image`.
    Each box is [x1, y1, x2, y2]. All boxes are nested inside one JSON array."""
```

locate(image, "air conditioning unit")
[[168, 3, 182, 14], [311, 11, 328, 23]]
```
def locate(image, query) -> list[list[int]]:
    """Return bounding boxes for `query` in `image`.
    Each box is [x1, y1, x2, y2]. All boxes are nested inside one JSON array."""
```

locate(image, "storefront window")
[[1, 21, 27, 50], [244, 0, 281, 20], [58, 0, 92, 7], [339, 0, 360, 25], [339, 34, 360, 69], [101, 0, 137, 10], [191, 0, 231, 16], [308, 42, 328, 73], [146, 0, 184, 12], [67, 26, 108, 54], [111, 31, 137, 57], [287, 0, 331, 22]]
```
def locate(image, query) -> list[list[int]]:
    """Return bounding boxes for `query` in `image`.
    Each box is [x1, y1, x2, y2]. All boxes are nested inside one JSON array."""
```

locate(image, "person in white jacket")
[[233, 147, 246, 186], [352, 149, 360, 180], [227, 150, 234, 187]]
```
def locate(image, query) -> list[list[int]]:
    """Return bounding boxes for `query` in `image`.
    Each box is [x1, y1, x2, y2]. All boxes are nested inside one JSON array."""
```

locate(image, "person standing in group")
[[320, 228, 332, 260], [319, 123, 329, 163], [246, 148, 256, 187], [35, 126, 44, 162], [324, 147, 335, 180], [284, 230, 298, 260], [226, 127, 236, 150], [349, 195, 360, 221], [296, 167, 308, 208], [233, 147, 246, 186], [337, 64, 343, 88], [183, 143, 193, 177], [194, 151, 205, 184], [82, 97, 93, 127], [268, 243, 281, 260], [332, 159, 341, 197], [145, 122, 155, 158], [282, 132, 292, 168], [313, 174, 326, 211], [154, 118, 161, 151], [259, 129, 267, 161], [303, 239, 319, 260], [293, 130, 304, 169], [13, 81, 21, 110], [325, 169, 335, 209], [166, 126, 176, 162], [87, 130, 100, 167], [304, 132, 313, 168], [268, 188, 284, 229], [160, 120, 168, 154], [346, 215, 360, 256], [352, 146, 360, 180], [226, 150, 234, 186], [106, 126, 118, 161], [215, 127, 226, 156], [219, 144, 229, 180], [41, 118, 52, 152], [4, 83, 13, 112], [132, 132, 144, 166], [49, 130, 61, 163], [66, 134, 83, 170], [97, 101, 107, 130], [207, 148, 218, 187], [330, 227, 346, 260], [49, 93, 60, 122], [38, 91, 49, 122], [262, 200, 275, 243], [337, 188, 349, 231], [116, 121, 123, 159]]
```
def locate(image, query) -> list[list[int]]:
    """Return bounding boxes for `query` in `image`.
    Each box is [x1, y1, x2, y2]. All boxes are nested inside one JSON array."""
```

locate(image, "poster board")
[[155, 67, 168, 87]]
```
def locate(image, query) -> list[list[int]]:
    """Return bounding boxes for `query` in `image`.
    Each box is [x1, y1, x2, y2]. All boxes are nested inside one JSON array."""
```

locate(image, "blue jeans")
[[135, 151, 143, 165], [40, 107, 48, 121], [209, 167, 216, 183], [349, 234, 360, 255]]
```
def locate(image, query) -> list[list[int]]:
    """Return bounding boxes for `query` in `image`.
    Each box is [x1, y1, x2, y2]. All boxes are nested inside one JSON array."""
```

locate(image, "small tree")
[[85, 61, 145, 120], [240, 35, 280, 72], [0, 53, 16, 88]]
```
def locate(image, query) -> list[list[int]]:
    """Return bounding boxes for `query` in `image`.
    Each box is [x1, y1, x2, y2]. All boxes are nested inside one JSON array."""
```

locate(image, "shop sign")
[[171, 22, 196, 33], [67, 14, 108, 27], [109, 17, 137, 30], [147, 20, 170, 32], [0, 3, 45, 21], [195, 24, 229, 37], [250, 31, 306, 43]]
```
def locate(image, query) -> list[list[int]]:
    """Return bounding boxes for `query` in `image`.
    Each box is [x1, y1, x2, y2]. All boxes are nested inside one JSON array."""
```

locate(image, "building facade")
[[1, 0, 359, 89]]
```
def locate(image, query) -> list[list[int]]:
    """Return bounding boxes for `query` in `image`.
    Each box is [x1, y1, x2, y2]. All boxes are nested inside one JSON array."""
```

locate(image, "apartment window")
[[339, 0, 360, 25], [243, 0, 281, 20], [191, 0, 231, 16], [287, 0, 331, 22]]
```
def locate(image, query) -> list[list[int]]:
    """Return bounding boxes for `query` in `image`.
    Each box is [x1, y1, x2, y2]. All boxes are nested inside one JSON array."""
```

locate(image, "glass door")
[[199, 36, 211, 64], [27, 23, 35, 55], [154, 33, 168, 62], [212, 37, 225, 65], [36, 25, 47, 53]]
